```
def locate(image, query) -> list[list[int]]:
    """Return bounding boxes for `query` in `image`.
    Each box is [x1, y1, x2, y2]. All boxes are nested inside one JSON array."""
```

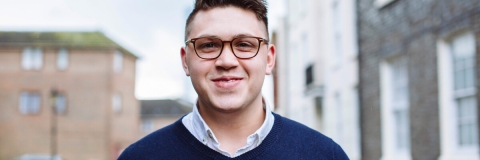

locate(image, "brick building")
[[357, 0, 480, 159], [0, 31, 139, 160]]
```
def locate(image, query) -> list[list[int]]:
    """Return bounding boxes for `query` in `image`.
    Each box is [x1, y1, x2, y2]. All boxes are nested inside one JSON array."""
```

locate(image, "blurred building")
[[320, 0, 361, 159], [357, 0, 479, 159], [274, 0, 325, 133], [273, 0, 360, 159], [139, 99, 191, 136], [0, 31, 139, 160]]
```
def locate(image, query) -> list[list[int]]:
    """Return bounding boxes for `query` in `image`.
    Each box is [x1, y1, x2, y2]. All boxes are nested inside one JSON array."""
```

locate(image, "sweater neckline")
[[173, 113, 284, 160]]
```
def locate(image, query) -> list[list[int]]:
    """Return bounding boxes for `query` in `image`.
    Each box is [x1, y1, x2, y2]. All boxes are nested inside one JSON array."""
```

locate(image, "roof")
[[141, 99, 192, 118], [0, 31, 137, 58]]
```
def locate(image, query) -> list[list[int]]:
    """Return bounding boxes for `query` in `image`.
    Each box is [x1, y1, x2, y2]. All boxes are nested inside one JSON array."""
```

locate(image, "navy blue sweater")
[[119, 113, 349, 160]]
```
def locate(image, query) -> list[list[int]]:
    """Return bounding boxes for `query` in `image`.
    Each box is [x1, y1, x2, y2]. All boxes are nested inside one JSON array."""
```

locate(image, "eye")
[[199, 42, 218, 48], [233, 37, 258, 50], [236, 42, 254, 48], [197, 41, 222, 51], [195, 38, 222, 55]]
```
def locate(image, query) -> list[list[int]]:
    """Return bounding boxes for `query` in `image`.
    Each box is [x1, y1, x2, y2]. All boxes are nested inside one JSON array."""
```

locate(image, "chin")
[[210, 98, 245, 113], [197, 92, 239, 112]]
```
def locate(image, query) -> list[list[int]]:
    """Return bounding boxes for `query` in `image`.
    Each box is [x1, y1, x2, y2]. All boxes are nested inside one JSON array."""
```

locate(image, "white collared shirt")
[[182, 99, 275, 158]]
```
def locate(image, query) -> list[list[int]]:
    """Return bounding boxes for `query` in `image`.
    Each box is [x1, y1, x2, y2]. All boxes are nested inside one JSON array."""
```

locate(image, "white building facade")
[[274, 0, 325, 132], [273, 0, 360, 159], [322, 0, 361, 159]]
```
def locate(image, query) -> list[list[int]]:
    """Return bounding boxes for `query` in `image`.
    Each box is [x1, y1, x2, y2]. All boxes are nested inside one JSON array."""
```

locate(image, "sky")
[[0, 0, 286, 102]]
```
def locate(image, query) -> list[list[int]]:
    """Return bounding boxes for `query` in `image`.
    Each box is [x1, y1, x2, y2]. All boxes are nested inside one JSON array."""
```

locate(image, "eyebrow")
[[195, 34, 218, 38], [232, 33, 256, 38], [194, 33, 258, 40]]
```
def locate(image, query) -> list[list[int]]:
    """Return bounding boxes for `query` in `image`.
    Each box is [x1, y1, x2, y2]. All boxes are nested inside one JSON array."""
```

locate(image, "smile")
[[219, 79, 239, 82], [211, 77, 243, 88]]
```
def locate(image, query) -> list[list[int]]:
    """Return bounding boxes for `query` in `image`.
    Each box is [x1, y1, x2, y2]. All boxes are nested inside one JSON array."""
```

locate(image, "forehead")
[[188, 7, 267, 39]]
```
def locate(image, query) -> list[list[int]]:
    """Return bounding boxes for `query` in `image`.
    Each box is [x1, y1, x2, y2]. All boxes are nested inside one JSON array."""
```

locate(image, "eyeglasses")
[[185, 36, 269, 59]]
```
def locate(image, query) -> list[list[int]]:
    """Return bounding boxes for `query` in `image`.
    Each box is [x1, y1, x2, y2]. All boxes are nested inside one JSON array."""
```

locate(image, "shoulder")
[[271, 113, 349, 159], [118, 118, 186, 159]]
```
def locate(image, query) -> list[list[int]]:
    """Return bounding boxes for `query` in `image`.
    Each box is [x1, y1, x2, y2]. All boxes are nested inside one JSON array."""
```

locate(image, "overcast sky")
[[0, 0, 286, 102]]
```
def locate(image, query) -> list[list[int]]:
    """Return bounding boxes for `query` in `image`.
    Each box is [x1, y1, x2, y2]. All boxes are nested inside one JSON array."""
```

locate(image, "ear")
[[265, 44, 276, 75], [181, 47, 190, 76]]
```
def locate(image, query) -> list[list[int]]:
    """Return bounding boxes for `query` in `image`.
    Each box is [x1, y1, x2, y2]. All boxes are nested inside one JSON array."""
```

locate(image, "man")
[[119, 0, 349, 159]]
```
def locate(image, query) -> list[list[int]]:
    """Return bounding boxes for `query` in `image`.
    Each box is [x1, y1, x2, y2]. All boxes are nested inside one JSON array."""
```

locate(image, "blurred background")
[[0, 0, 479, 159]]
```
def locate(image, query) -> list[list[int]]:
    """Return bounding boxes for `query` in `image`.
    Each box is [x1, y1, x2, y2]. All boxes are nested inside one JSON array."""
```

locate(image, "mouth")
[[211, 77, 243, 88], [212, 79, 242, 82]]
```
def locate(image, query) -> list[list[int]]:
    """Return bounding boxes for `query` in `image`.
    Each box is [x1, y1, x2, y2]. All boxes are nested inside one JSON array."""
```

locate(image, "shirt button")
[[207, 130, 213, 139]]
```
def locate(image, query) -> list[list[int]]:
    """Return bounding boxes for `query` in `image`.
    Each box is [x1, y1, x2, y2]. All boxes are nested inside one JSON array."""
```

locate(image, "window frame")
[[305, 64, 314, 86], [19, 91, 42, 115], [113, 50, 123, 73], [112, 93, 122, 113], [56, 48, 69, 71], [380, 55, 412, 160], [437, 31, 478, 160], [54, 93, 67, 115], [21, 47, 43, 70]]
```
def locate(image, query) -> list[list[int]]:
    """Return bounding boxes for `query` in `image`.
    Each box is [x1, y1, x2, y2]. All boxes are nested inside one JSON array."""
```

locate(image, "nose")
[[214, 42, 239, 70]]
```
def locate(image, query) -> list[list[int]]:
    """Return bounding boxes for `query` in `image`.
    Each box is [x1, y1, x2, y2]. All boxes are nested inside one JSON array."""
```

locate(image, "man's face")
[[181, 7, 275, 113]]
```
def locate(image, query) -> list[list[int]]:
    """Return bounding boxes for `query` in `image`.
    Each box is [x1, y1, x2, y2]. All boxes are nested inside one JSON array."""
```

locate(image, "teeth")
[[216, 79, 240, 82]]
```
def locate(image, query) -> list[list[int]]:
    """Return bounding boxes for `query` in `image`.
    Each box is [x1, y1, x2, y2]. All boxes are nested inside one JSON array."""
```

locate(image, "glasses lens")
[[232, 37, 260, 58], [194, 38, 222, 59]]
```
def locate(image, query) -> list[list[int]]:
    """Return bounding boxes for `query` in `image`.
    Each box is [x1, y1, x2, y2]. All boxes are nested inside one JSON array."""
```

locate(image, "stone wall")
[[357, 0, 480, 159]]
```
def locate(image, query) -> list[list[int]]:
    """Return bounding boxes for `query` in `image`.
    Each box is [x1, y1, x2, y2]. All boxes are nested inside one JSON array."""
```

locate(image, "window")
[[457, 98, 477, 146], [391, 57, 410, 151], [19, 92, 41, 114], [380, 56, 411, 159], [21, 47, 43, 70], [314, 96, 323, 133], [142, 119, 154, 132], [57, 48, 68, 70], [112, 93, 122, 112], [305, 64, 314, 86], [113, 50, 123, 73], [438, 32, 477, 160], [451, 33, 477, 147], [314, 97, 323, 115], [55, 93, 67, 114]]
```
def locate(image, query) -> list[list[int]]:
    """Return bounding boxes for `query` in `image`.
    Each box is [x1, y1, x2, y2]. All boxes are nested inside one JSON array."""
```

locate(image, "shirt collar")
[[190, 97, 275, 149]]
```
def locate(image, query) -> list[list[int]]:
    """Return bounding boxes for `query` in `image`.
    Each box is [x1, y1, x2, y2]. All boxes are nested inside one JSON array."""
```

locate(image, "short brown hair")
[[184, 0, 269, 40]]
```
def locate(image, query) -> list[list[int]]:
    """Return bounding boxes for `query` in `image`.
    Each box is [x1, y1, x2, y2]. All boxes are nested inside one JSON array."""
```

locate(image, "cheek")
[[188, 64, 208, 95], [244, 60, 267, 81], [187, 60, 211, 82]]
